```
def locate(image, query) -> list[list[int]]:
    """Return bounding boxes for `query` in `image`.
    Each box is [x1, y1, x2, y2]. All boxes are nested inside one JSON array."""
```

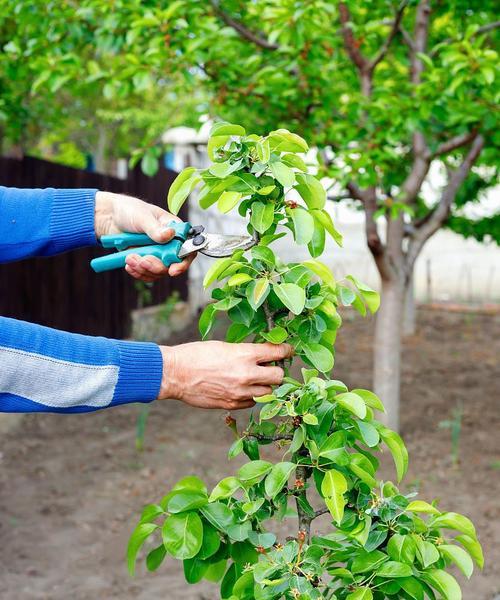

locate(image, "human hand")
[[94, 191, 195, 282], [158, 341, 293, 409]]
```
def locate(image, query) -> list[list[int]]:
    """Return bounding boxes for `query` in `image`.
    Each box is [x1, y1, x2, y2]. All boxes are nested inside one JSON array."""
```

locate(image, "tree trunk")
[[94, 126, 108, 174], [374, 275, 405, 432], [403, 273, 416, 336]]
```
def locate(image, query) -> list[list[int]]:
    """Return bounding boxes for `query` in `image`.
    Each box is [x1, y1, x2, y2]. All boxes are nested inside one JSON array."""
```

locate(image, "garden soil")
[[0, 308, 499, 600]]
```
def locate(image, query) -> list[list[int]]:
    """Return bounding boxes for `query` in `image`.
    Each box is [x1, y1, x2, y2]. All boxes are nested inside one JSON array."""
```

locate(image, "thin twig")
[[210, 0, 279, 51]]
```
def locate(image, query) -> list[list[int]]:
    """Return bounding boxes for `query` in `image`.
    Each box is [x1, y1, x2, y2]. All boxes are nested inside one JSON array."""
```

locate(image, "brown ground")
[[0, 308, 499, 600]]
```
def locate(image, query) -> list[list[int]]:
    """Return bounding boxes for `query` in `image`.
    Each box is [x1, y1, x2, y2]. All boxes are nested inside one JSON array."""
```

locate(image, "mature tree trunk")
[[403, 273, 416, 336], [374, 274, 405, 431]]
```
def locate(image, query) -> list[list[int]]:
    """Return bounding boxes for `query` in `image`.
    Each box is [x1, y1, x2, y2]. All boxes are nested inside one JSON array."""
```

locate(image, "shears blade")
[[178, 233, 255, 259]]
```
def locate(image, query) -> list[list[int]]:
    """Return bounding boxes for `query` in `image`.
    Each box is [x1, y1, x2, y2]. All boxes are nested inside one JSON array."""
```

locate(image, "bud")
[[225, 413, 237, 433], [295, 478, 305, 489], [297, 530, 306, 544]]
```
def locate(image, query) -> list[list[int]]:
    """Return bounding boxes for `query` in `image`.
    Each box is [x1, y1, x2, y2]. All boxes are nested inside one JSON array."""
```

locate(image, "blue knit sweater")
[[0, 186, 163, 413]]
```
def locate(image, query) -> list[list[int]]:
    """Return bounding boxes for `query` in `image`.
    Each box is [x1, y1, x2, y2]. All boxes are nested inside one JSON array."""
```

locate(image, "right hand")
[[158, 341, 293, 410]]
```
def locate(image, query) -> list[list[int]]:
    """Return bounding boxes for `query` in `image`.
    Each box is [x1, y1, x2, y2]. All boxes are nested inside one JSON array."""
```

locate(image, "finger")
[[136, 256, 169, 277], [124, 264, 156, 283], [251, 366, 285, 386], [224, 400, 256, 411], [168, 254, 196, 277], [125, 258, 155, 280], [139, 206, 181, 244], [254, 343, 294, 364]]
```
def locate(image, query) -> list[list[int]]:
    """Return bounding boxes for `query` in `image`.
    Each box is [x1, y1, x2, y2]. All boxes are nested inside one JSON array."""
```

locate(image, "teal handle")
[[90, 240, 184, 273], [101, 221, 192, 250]]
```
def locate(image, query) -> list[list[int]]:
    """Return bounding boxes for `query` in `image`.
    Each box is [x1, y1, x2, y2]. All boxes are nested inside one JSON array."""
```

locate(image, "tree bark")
[[403, 272, 416, 336], [374, 274, 405, 432]]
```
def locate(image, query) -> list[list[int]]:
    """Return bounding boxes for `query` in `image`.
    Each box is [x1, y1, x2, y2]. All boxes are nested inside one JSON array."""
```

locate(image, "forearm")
[[0, 186, 97, 262], [0, 316, 163, 413]]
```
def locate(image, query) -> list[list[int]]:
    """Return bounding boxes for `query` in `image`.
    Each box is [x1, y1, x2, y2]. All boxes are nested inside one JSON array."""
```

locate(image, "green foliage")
[[127, 125, 482, 598]]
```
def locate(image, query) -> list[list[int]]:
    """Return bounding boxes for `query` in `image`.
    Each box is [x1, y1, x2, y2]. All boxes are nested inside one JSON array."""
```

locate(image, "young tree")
[[113, 0, 497, 430], [127, 123, 483, 600]]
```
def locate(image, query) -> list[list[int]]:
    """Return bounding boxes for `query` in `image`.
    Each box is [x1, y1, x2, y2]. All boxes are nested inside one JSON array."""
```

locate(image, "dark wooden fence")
[[0, 156, 187, 338]]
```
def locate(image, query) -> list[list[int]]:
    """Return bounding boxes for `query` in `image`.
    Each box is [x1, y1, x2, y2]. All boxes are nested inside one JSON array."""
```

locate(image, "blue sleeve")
[[0, 186, 98, 262], [0, 316, 163, 413]]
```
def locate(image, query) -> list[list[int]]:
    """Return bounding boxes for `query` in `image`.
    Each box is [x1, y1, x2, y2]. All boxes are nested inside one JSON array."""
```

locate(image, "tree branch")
[[210, 0, 280, 50], [399, 25, 415, 51], [433, 129, 479, 157], [338, 3, 368, 72], [429, 20, 500, 57], [406, 134, 484, 271], [247, 433, 293, 442], [368, 0, 408, 71]]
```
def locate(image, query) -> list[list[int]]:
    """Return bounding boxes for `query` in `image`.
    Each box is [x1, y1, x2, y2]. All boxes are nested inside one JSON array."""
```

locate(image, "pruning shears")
[[90, 221, 256, 273]]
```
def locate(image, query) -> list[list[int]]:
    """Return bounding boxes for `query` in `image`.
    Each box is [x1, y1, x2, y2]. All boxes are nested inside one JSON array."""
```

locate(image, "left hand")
[[94, 191, 195, 282]]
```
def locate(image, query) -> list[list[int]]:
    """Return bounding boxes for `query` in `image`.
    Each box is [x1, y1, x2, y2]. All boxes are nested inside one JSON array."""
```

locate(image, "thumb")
[[139, 208, 180, 243]]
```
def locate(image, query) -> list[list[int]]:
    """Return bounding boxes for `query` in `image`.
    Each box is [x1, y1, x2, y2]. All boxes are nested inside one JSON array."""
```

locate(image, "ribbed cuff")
[[112, 340, 163, 406], [50, 188, 98, 253]]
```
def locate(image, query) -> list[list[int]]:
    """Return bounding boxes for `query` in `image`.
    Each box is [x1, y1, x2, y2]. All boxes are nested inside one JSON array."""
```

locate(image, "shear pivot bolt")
[[193, 234, 206, 246]]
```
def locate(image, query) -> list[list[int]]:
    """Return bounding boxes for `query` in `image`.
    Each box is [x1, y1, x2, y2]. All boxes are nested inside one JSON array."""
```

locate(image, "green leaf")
[[228, 273, 253, 287], [254, 393, 276, 403], [197, 521, 221, 559], [269, 129, 309, 153], [218, 191, 242, 213], [200, 502, 235, 533], [321, 469, 347, 523], [261, 326, 288, 344], [211, 122, 246, 137], [273, 283, 306, 315], [290, 207, 315, 245], [414, 539, 440, 568], [455, 534, 484, 569], [357, 421, 380, 447], [378, 427, 408, 482], [203, 257, 234, 287], [295, 173, 326, 209], [347, 276, 380, 313], [139, 504, 164, 524], [209, 477, 242, 502], [184, 556, 209, 583], [256, 139, 271, 162], [264, 462, 296, 498], [207, 135, 230, 161], [146, 544, 167, 572], [227, 521, 252, 542], [167, 491, 208, 514], [312, 209, 343, 245], [376, 560, 413, 578], [400, 577, 424, 600], [346, 587, 373, 600], [127, 523, 157, 575], [270, 161, 296, 187], [335, 392, 367, 419], [162, 512, 203, 560], [351, 389, 386, 413], [351, 550, 388, 574], [237, 460, 273, 483], [430, 512, 477, 539], [199, 304, 217, 339], [228, 437, 244, 459], [303, 259, 336, 291], [141, 153, 159, 177], [439, 544, 474, 578], [251, 201, 275, 233], [387, 534, 416, 564], [308, 216, 326, 258], [421, 569, 462, 600], [167, 167, 200, 214], [281, 153, 308, 172], [303, 413, 318, 425], [247, 278, 270, 310], [248, 531, 276, 549], [406, 500, 440, 515], [302, 342, 334, 373]]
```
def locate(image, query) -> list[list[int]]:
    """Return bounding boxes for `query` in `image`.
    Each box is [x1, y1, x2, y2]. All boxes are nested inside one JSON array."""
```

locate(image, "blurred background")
[[0, 1, 499, 599]]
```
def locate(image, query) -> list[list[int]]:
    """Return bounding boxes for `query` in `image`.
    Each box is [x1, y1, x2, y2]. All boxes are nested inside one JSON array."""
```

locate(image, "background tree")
[[0, 1, 204, 171], [3, 0, 498, 429], [109, 0, 498, 430]]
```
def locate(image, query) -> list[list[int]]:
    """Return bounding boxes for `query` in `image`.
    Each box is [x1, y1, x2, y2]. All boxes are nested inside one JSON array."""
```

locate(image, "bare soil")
[[0, 308, 499, 600]]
